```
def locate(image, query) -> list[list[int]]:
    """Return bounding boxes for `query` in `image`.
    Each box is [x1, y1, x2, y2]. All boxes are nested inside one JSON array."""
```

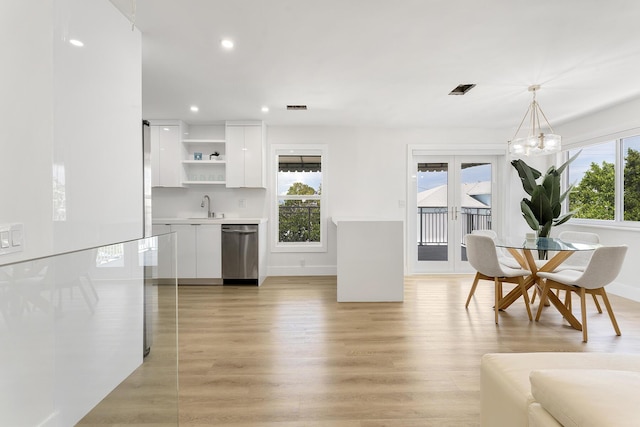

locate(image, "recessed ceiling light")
[[261, 106, 269, 113], [190, 106, 199, 112], [221, 39, 234, 50], [69, 39, 84, 47], [163, 127, 170, 131]]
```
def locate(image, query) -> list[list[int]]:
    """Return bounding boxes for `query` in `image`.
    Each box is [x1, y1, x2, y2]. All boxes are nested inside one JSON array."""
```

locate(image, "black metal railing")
[[278, 205, 321, 242], [417, 207, 491, 245]]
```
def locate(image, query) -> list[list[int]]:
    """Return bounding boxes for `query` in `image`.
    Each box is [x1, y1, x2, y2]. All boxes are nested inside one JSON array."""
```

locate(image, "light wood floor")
[[82, 275, 640, 426]]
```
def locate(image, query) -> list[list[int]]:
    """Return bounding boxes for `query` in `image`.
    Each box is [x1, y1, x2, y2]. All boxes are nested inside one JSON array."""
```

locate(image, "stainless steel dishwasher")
[[221, 224, 259, 285]]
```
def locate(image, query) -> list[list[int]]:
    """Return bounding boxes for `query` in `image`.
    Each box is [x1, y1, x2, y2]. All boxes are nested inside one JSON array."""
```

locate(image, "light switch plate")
[[0, 223, 24, 255], [0, 230, 9, 248]]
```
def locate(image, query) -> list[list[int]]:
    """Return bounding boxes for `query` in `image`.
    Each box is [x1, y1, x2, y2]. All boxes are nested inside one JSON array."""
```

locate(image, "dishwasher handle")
[[222, 229, 257, 234]]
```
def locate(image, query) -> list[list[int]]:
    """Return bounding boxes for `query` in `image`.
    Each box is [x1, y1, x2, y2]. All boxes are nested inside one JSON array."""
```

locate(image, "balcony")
[[417, 207, 491, 260]]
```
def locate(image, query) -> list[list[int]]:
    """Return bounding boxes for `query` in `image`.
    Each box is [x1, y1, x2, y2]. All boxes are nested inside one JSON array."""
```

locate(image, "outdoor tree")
[[279, 182, 321, 242], [569, 148, 640, 221], [569, 160, 615, 220], [624, 148, 640, 221]]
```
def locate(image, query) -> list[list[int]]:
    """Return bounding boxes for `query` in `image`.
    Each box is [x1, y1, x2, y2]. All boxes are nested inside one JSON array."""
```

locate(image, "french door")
[[409, 155, 497, 273]]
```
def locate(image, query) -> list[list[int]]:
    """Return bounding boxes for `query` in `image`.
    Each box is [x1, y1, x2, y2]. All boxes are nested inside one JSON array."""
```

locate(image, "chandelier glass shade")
[[508, 85, 561, 156]]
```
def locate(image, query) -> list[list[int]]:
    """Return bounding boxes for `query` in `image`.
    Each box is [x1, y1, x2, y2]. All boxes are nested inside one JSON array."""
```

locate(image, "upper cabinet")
[[149, 120, 265, 188], [150, 120, 184, 188], [181, 124, 227, 186], [225, 121, 266, 188]]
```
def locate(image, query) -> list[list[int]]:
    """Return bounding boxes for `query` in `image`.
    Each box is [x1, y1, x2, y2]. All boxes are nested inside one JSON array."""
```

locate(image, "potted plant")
[[511, 151, 581, 244]]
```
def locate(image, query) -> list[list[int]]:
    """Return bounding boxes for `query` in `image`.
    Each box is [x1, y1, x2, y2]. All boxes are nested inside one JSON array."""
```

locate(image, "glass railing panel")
[[0, 233, 178, 427]]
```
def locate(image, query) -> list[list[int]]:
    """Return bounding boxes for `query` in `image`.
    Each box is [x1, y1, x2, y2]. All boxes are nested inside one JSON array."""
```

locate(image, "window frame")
[[270, 144, 328, 253], [563, 129, 640, 228]]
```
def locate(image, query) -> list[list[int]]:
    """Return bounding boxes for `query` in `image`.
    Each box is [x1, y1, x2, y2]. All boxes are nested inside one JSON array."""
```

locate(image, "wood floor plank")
[[81, 274, 640, 426]]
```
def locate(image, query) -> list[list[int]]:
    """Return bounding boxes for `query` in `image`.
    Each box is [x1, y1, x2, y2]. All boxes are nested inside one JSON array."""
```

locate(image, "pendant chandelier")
[[508, 85, 561, 156]]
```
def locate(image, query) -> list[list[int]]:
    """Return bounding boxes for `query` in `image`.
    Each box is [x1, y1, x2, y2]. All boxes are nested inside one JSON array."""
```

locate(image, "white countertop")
[[153, 217, 267, 225], [331, 216, 403, 226]]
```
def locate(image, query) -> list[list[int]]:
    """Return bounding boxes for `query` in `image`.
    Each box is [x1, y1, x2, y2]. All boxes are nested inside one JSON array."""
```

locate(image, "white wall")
[[553, 96, 640, 301], [0, 0, 143, 264], [0, 0, 55, 262], [266, 126, 507, 275], [0, 0, 146, 425]]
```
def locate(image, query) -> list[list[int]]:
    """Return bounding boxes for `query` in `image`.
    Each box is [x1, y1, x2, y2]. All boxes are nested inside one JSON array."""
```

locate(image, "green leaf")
[[511, 159, 541, 196], [556, 150, 582, 176], [520, 199, 540, 230], [553, 210, 578, 226], [531, 186, 554, 224], [559, 184, 574, 204]]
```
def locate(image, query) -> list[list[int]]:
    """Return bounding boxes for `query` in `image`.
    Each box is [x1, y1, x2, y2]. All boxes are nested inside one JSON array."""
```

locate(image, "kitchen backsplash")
[[152, 187, 268, 219]]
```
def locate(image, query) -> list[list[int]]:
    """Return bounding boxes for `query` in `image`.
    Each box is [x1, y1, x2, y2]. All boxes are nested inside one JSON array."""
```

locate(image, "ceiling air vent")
[[448, 84, 476, 95], [287, 105, 308, 110]]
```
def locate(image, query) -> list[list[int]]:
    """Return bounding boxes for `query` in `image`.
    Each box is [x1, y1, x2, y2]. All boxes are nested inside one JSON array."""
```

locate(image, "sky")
[[278, 171, 321, 195], [568, 135, 640, 184], [417, 163, 491, 192]]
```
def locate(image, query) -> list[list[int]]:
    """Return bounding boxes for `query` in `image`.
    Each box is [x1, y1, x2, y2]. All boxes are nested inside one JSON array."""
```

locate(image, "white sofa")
[[480, 352, 640, 427]]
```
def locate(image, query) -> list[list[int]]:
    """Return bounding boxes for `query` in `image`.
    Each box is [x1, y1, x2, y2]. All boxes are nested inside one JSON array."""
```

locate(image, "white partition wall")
[[334, 218, 404, 302], [1, 0, 142, 263], [0, 235, 179, 426]]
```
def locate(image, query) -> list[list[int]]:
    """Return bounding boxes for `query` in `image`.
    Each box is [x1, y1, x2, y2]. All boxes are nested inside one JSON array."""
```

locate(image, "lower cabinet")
[[154, 223, 222, 282], [195, 224, 222, 279]]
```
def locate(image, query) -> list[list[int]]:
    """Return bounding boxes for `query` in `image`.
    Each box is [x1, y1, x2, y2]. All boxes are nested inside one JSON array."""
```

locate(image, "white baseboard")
[[608, 281, 640, 303], [267, 265, 337, 276]]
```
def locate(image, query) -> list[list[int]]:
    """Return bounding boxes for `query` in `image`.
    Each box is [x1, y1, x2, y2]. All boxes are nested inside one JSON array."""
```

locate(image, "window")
[[568, 141, 615, 220], [623, 135, 640, 221], [567, 133, 640, 224], [272, 146, 327, 252]]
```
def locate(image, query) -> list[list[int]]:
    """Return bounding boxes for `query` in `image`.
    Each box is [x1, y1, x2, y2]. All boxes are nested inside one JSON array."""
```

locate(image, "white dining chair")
[[536, 245, 627, 342], [470, 229, 523, 269], [465, 234, 533, 324], [556, 231, 600, 271], [541, 231, 602, 311]]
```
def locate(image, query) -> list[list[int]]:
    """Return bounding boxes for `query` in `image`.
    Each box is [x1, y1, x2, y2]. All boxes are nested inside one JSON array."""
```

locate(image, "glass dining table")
[[494, 236, 600, 329]]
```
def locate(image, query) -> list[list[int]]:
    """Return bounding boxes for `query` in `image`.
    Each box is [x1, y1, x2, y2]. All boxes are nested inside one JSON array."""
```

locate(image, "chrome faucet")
[[201, 195, 214, 218]]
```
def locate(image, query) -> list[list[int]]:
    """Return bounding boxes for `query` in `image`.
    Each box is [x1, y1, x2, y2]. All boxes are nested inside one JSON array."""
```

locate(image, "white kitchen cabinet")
[[150, 122, 183, 187], [170, 224, 197, 278], [152, 224, 175, 279], [162, 223, 222, 282], [195, 224, 222, 278], [225, 121, 266, 188]]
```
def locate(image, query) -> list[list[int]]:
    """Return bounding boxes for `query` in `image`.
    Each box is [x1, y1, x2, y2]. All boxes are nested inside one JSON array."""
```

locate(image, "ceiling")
[[109, 0, 640, 133]]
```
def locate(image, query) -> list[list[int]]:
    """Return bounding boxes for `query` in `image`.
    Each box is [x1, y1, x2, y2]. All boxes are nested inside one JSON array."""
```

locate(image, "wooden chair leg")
[[519, 277, 532, 321], [599, 288, 621, 336], [465, 272, 481, 308], [494, 278, 500, 324], [592, 294, 603, 313], [564, 291, 572, 311], [535, 283, 550, 321], [580, 287, 588, 342], [531, 287, 537, 304]]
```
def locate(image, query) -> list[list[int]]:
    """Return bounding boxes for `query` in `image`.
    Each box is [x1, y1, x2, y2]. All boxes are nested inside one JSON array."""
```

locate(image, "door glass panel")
[[417, 162, 449, 261], [459, 162, 492, 261]]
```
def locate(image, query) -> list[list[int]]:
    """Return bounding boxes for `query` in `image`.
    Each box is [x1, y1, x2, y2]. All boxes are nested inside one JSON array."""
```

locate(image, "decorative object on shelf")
[[209, 151, 220, 160], [511, 151, 581, 257], [508, 85, 561, 157], [194, 152, 202, 160]]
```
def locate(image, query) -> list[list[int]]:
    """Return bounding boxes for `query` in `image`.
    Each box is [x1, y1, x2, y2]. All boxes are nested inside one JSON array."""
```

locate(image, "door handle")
[[451, 207, 459, 220]]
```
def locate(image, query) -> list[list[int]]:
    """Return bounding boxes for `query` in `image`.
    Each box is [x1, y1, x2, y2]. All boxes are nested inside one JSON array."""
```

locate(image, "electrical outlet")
[[300, 258, 306, 267], [239, 199, 246, 208]]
